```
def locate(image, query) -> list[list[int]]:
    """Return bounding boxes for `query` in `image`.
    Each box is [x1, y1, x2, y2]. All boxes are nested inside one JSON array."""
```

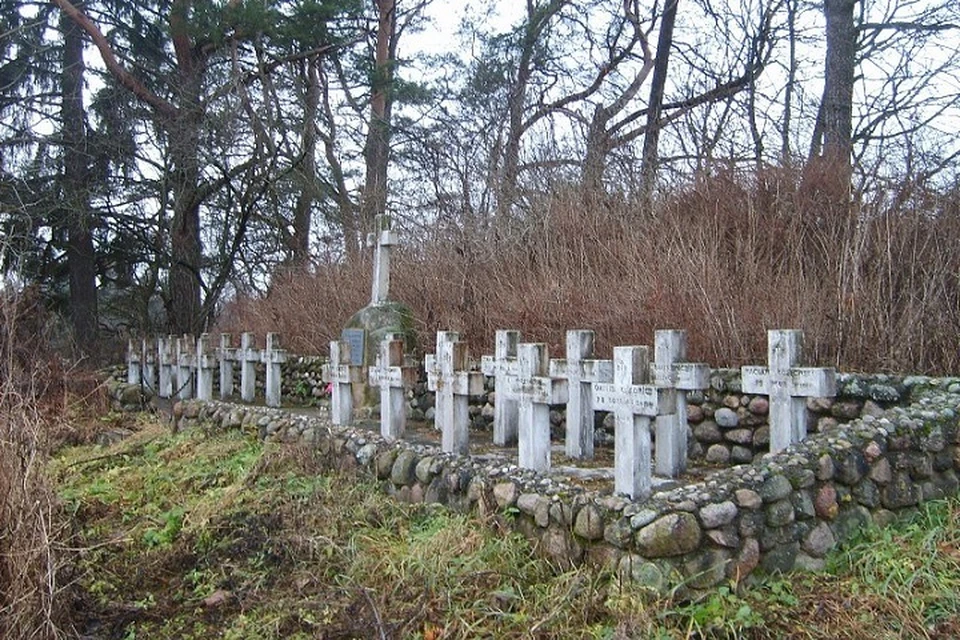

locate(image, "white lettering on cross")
[[593, 346, 675, 500], [741, 330, 836, 453]]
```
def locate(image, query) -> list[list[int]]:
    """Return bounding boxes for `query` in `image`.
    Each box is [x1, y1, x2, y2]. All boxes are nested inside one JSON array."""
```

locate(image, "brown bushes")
[[0, 288, 75, 639], [221, 168, 960, 375]]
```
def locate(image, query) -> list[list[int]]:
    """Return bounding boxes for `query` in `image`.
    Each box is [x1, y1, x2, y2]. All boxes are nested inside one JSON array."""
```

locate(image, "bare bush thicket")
[[222, 169, 960, 375], [0, 287, 75, 639]]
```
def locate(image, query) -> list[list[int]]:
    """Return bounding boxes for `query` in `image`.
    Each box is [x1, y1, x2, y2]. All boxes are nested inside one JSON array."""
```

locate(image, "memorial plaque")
[[341, 329, 365, 366]]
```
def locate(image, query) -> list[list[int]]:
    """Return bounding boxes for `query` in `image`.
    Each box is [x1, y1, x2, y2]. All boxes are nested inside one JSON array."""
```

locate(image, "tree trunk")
[[291, 56, 319, 264], [360, 0, 396, 234], [638, 0, 679, 207], [810, 0, 857, 169], [61, 11, 99, 350]]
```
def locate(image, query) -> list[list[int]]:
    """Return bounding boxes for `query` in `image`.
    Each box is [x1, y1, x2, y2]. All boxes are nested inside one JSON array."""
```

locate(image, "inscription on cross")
[[502, 343, 568, 473], [549, 330, 613, 460], [367, 214, 399, 305], [741, 330, 836, 453], [261, 333, 287, 408], [426, 332, 484, 455], [237, 332, 260, 403], [322, 340, 364, 425], [594, 346, 675, 500], [369, 334, 417, 441], [480, 330, 521, 446], [652, 330, 710, 477]]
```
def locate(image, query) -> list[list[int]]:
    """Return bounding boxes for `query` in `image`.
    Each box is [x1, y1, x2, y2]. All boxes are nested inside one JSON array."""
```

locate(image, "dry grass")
[[0, 287, 76, 639], [222, 166, 960, 374]]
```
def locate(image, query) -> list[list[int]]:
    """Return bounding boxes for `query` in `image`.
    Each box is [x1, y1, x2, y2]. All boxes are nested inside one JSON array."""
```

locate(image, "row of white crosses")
[[320, 328, 836, 501], [127, 333, 288, 407]]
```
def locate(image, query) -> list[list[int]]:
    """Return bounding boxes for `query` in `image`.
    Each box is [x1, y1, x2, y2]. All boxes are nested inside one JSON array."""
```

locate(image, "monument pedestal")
[[343, 301, 417, 409]]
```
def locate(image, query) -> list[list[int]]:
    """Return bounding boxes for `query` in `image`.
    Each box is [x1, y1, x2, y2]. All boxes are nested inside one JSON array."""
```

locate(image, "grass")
[[52, 416, 960, 639]]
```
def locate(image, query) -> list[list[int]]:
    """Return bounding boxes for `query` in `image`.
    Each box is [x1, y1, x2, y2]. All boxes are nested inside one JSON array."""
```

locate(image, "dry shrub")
[[0, 287, 75, 639], [223, 165, 960, 375]]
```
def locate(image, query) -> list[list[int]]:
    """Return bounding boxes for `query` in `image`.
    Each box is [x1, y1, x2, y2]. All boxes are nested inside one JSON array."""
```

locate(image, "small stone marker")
[[369, 334, 417, 441], [480, 330, 521, 446], [549, 330, 613, 460], [237, 332, 260, 403], [322, 340, 363, 425], [158, 335, 174, 398], [261, 333, 287, 408], [176, 334, 195, 400], [218, 333, 235, 399], [127, 338, 141, 385], [196, 334, 217, 401], [652, 330, 710, 477], [741, 329, 836, 453], [593, 346, 674, 500], [425, 332, 484, 455], [141, 338, 157, 393], [505, 343, 568, 473], [367, 214, 398, 305]]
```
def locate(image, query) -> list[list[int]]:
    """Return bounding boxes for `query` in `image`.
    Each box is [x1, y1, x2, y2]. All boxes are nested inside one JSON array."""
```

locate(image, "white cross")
[[652, 330, 710, 477], [368, 215, 399, 305], [501, 343, 568, 473], [369, 334, 416, 441], [218, 333, 235, 399], [237, 332, 260, 403], [141, 338, 157, 393], [549, 330, 613, 460], [741, 330, 836, 453], [175, 334, 196, 400], [322, 340, 363, 425], [426, 331, 484, 455], [196, 333, 217, 401], [158, 335, 174, 398], [261, 333, 287, 408], [127, 338, 142, 385], [480, 330, 521, 446], [594, 346, 675, 500]]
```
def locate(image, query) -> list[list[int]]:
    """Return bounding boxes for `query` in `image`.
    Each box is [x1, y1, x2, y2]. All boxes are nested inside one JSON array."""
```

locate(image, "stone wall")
[[169, 374, 960, 594]]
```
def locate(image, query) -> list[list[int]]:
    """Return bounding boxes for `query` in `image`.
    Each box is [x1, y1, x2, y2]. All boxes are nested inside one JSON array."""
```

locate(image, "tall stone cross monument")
[[343, 214, 416, 409], [368, 214, 398, 305]]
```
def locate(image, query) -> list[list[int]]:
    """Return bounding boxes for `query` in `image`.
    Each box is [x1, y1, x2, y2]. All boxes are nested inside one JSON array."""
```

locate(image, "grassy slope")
[[52, 416, 960, 639]]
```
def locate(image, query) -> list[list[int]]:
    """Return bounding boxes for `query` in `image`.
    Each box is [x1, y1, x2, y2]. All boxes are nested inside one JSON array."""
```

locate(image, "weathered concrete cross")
[[261, 333, 287, 408], [549, 330, 613, 460], [158, 335, 174, 398], [218, 333, 235, 400], [176, 334, 195, 400], [741, 329, 836, 453], [237, 332, 260, 403], [322, 340, 363, 426], [593, 346, 675, 500], [480, 330, 521, 446], [367, 214, 399, 305], [196, 333, 217, 401], [127, 338, 141, 385], [141, 338, 157, 393], [369, 334, 417, 441], [504, 343, 568, 473], [425, 332, 484, 455], [652, 330, 710, 477]]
